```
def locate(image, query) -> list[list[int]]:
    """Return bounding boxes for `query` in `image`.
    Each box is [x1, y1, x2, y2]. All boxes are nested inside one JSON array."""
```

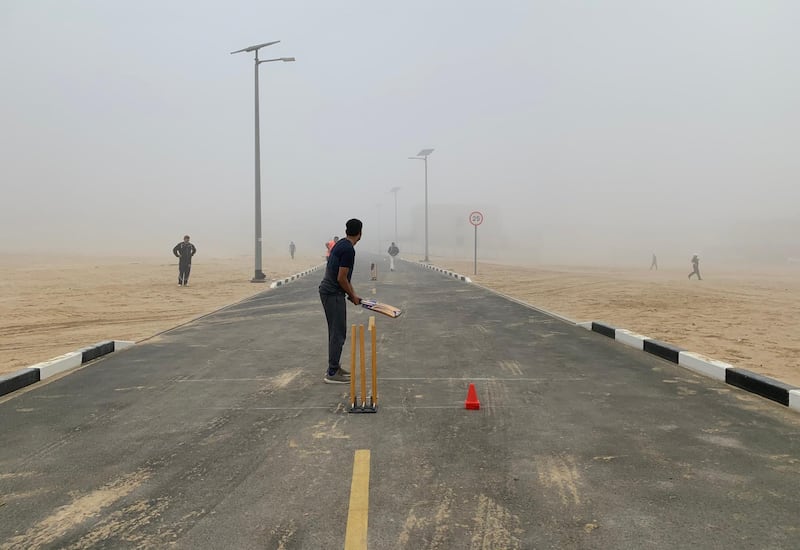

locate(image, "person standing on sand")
[[289, 241, 296, 260], [688, 254, 702, 280], [173, 235, 196, 286], [319, 219, 362, 384], [650, 253, 658, 270]]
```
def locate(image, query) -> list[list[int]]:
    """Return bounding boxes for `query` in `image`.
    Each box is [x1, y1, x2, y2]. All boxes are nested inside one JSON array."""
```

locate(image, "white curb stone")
[[34, 352, 82, 380], [789, 390, 800, 412], [678, 351, 732, 382], [615, 329, 649, 350]]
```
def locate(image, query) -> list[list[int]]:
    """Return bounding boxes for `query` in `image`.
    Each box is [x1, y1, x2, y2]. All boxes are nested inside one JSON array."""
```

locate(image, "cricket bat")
[[360, 299, 402, 318]]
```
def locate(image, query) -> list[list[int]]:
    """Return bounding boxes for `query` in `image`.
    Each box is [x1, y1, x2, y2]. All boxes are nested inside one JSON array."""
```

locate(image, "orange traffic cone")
[[465, 383, 480, 410]]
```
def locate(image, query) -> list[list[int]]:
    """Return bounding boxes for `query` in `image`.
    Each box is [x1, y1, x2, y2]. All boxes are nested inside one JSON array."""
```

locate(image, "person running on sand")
[[688, 254, 702, 280], [650, 253, 658, 270]]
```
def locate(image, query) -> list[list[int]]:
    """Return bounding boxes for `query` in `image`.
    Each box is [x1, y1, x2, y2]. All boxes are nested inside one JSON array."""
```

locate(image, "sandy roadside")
[[0, 254, 323, 377]]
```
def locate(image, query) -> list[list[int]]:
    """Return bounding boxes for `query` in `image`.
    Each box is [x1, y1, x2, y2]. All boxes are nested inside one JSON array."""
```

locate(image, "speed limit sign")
[[469, 211, 483, 275]]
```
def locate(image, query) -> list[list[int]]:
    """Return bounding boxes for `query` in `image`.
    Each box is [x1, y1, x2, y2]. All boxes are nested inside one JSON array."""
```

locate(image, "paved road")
[[1, 254, 799, 549]]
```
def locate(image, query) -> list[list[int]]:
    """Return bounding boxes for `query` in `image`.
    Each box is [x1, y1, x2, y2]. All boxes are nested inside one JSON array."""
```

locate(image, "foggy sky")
[[1, 1, 798, 265]]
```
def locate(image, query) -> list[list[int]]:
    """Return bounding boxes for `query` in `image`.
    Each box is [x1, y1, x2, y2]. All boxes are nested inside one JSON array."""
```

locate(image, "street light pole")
[[231, 41, 295, 282], [389, 186, 400, 244], [408, 149, 434, 262], [252, 47, 265, 282], [424, 156, 428, 261]]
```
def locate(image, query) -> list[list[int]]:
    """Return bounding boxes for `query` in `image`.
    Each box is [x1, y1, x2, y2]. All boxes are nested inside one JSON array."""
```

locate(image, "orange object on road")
[[465, 383, 480, 410]]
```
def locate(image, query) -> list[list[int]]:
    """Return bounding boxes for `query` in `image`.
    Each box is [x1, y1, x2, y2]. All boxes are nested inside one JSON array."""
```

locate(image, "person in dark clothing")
[[387, 242, 399, 271], [688, 254, 702, 280], [319, 219, 362, 384], [289, 241, 296, 260], [173, 235, 196, 286]]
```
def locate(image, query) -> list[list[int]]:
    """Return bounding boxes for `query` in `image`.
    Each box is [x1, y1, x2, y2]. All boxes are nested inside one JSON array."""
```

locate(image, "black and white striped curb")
[[400, 259, 472, 283], [269, 263, 325, 288], [578, 321, 800, 413], [0, 340, 135, 398]]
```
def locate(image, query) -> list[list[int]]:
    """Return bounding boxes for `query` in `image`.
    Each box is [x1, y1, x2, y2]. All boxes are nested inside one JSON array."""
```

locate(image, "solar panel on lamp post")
[[408, 149, 434, 262], [231, 41, 295, 282]]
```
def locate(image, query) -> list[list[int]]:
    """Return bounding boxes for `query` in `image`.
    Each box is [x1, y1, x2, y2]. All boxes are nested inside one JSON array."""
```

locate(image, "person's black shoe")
[[324, 371, 350, 384]]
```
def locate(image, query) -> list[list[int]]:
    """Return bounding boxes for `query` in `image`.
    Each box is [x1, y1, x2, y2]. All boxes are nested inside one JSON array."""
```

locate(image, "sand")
[[438, 259, 800, 387], [4, 254, 799, 388], [0, 254, 322, 377]]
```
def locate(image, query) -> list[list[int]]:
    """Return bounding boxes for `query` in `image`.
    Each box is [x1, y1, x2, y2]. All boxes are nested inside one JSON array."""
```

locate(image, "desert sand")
[[3, 254, 799, 388], [438, 259, 800, 387], [0, 254, 322, 377]]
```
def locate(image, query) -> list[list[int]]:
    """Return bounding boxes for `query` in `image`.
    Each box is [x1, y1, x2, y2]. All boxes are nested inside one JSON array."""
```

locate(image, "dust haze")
[[2, 1, 798, 269]]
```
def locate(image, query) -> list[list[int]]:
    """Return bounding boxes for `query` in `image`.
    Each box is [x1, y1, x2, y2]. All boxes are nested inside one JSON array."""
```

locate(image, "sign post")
[[469, 211, 484, 276]]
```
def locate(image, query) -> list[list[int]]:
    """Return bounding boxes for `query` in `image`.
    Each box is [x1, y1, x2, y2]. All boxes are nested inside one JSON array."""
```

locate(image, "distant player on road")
[[388, 241, 399, 271], [688, 254, 702, 280], [325, 236, 339, 258], [173, 235, 196, 286]]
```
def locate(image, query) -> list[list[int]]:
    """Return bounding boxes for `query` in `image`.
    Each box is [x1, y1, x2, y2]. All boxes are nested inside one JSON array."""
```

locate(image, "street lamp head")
[[259, 56, 297, 65], [417, 148, 434, 157], [230, 40, 280, 55]]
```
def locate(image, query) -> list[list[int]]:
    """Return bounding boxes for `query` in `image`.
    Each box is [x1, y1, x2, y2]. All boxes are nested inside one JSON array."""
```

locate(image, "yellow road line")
[[344, 449, 371, 549]]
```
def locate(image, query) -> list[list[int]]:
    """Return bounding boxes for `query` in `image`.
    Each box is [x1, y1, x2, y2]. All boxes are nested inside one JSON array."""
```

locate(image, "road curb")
[[0, 340, 136, 398], [790, 390, 800, 411], [577, 320, 799, 412], [270, 263, 325, 288], [399, 258, 472, 283], [0, 368, 39, 397], [726, 368, 796, 407]]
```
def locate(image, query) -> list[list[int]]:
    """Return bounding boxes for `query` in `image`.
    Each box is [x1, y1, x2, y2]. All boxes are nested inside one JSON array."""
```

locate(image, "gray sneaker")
[[324, 370, 350, 384], [338, 366, 350, 376]]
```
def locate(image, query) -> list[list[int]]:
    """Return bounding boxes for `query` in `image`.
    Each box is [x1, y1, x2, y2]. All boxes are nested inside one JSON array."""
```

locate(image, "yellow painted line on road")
[[344, 449, 371, 549]]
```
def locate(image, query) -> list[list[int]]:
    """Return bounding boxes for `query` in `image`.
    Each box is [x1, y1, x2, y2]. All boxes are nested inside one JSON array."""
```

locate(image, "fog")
[[2, 1, 799, 268]]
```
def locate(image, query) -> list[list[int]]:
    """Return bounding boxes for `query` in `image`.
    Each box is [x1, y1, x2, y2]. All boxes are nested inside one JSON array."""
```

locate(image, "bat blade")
[[361, 299, 402, 318]]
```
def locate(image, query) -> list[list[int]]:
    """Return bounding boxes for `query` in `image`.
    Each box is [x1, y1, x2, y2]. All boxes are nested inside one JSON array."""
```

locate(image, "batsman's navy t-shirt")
[[319, 238, 355, 295]]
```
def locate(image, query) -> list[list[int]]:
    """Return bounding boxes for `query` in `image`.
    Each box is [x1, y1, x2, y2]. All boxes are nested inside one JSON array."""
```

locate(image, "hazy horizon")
[[2, 1, 798, 267]]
